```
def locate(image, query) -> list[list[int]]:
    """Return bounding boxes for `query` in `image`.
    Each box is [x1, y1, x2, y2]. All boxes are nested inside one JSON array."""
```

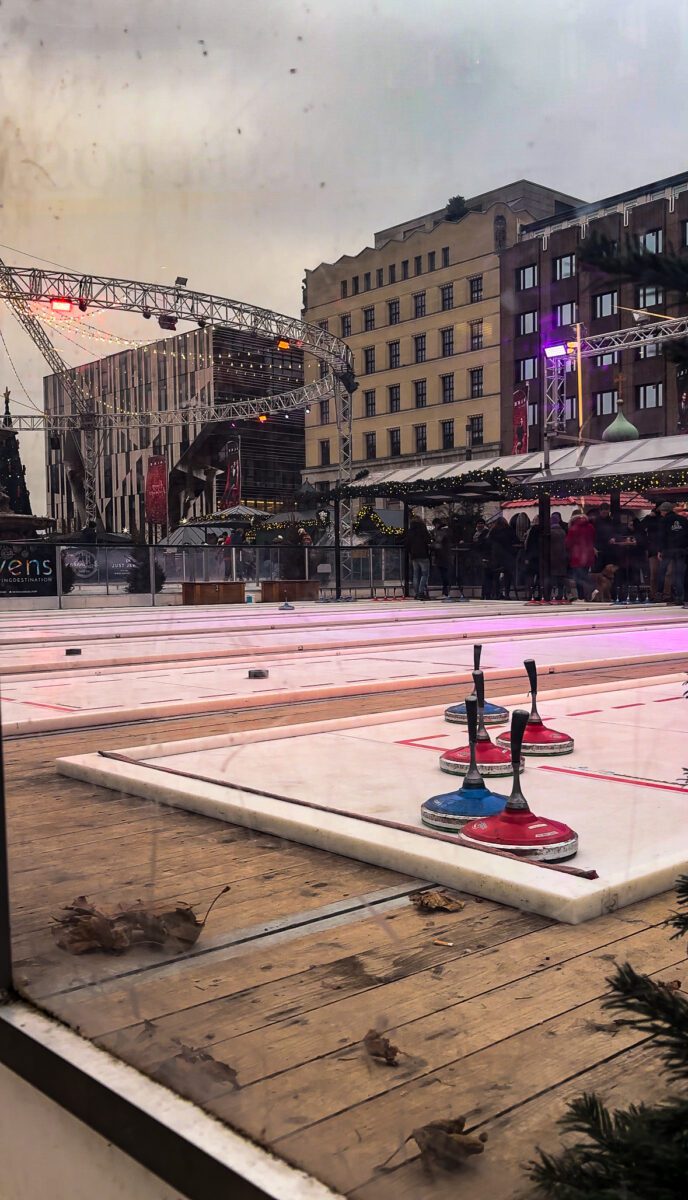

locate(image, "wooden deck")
[[4, 660, 684, 1199]]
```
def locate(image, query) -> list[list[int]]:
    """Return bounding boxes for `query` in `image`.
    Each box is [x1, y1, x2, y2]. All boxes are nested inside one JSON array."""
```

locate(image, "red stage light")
[[50, 298, 72, 313]]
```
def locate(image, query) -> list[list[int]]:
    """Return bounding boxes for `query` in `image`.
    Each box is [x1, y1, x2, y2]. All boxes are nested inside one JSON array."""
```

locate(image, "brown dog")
[[589, 563, 618, 601]]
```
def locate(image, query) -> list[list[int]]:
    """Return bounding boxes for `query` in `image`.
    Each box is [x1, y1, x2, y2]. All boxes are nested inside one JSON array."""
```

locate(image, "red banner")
[[512, 386, 529, 455], [220, 439, 241, 508], [144, 455, 168, 524]]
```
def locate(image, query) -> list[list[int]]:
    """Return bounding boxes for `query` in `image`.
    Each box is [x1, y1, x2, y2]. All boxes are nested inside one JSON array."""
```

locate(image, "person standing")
[[608, 511, 637, 603], [549, 513, 569, 601], [593, 502, 615, 569], [660, 501, 688, 604], [565, 510, 595, 599], [406, 512, 431, 599], [641, 502, 668, 601], [523, 517, 540, 600], [487, 516, 517, 600], [472, 518, 492, 598], [431, 518, 454, 599]]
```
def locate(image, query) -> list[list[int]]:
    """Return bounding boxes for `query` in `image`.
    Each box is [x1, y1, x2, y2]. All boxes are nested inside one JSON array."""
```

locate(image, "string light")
[[354, 506, 403, 537]]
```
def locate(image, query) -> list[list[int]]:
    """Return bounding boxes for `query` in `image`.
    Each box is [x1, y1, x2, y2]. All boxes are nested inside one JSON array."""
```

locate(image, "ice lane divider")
[[2, 653, 685, 737], [538, 764, 688, 795], [3, 612, 687, 676], [97, 750, 599, 881]]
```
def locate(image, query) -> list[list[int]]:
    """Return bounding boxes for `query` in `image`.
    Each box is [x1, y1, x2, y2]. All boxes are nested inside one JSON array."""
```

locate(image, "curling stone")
[[496, 659, 574, 756], [444, 644, 509, 726], [460, 709, 578, 862], [422, 695, 507, 831], [440, 670, 522, 777]]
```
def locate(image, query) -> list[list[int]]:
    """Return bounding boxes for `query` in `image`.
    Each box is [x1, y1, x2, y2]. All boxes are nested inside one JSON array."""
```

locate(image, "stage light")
[[544, 343, 569, 359], [197, 317, 207, 329], [50, 298, 72, 313], [158, 314, 177, 331], [258, 414, 268, 423], [78, 298, 88, 313], [142, 307, 152, 319], [175, 276, 188, 287], [277, 338, 291, 351]]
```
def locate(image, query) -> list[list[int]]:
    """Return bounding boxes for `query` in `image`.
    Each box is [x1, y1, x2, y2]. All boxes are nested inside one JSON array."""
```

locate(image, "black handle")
[[510, 709, 529, 765], [465, 694, 478, 744], [524, 658, 538, 698], [473, 644, 482, 672], [472, 670, 485, 709]]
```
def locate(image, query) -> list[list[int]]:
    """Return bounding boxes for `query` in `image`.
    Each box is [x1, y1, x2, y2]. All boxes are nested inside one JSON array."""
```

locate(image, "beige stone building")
[[301, 181, 582, 491]]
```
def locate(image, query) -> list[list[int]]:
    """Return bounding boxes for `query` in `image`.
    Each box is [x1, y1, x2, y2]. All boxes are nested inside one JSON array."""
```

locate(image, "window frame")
[[592, 291, 618, 319], [516, 264, 538, 291], [593, 389, 619, 416], [414, 333, 426, 364], [413, 291, 426, 319], [363, 346, 375, 375], [636, 381, 663, 409], [516, 310, 538, 336], [469, 275, 483, 303], [363, 306, 375, 332], [469, 366, 484, 398], [388, 384, 401, 413], [388, 340, 400, 370], [364, 431, 377, 460], [469, 319, 483, 350], [389, 427, 401, 456], [468, 414, 484, 446], [414, 423, 427, 453], [553, 254, 576, 281], [440, 283, 454, 311], [319, 438, 331, 466], [363, 389, 376, 418], [388, 299, 400, 326], [440, 373, 454, 404], [440, 418, 454, 450], [414, 378, 427, 408]]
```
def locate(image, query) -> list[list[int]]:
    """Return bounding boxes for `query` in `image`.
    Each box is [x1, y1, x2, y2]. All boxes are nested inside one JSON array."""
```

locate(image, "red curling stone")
[[496, 718, 574, 756], [440, 739, 522, 778]]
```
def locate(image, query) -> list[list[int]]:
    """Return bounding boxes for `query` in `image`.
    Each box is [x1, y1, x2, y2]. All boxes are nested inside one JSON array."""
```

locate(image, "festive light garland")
[[337, 467, 517, 500], [353, 506, 404, 537]]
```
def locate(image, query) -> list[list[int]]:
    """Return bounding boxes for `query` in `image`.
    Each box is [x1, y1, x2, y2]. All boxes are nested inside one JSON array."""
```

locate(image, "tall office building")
[[44, 327, 304, 533], [301, 181, 582, 490]]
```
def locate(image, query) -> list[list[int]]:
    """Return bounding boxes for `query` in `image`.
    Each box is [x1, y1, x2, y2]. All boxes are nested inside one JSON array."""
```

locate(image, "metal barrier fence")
[[0, 542, 490, 606]]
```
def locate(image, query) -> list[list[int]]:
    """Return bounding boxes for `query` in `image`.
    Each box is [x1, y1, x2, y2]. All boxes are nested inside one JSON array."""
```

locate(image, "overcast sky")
[[2, 0, 687, 508]]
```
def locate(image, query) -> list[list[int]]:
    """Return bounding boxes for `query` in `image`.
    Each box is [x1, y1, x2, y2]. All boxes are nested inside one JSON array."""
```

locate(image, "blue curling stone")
[[445, 700, 508, 726], [421, 783, 507, 832]]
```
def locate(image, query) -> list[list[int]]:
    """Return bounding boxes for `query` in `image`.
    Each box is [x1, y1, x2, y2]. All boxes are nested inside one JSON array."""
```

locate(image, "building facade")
[[44, 328, 304, 533], [500, 170, 688, 452], [301, 181, 582, 490]]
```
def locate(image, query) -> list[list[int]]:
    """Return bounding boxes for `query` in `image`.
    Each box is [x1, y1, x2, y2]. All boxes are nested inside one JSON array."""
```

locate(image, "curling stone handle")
[[465, 694, 478, 745], [472, 669, 485, 710], [510, 708, 529, 766], [524, 658, 538, 699], [473, 644, 482, 672]]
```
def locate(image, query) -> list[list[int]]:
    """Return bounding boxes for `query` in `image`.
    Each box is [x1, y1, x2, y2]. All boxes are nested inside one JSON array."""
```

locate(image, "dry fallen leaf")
[[410, 889, 466, 914], [52, 886, 230, 956], [363, 1028, 401, 1066], [412, 1117, 488, 1171]]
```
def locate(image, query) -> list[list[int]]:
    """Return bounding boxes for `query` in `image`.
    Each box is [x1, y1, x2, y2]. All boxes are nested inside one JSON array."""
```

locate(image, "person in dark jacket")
[[641, 503, 667, 601], [472, 518, 492, 598], [659, 501, 688, 603], [431, 518, 454, 598], [549, 513, 569, 601], [608, 511, 638, 602], [594, 502, 615, 568], [523, 517, 540, 599], [406, 513, 431, 599], [488, 517, 517, 600]]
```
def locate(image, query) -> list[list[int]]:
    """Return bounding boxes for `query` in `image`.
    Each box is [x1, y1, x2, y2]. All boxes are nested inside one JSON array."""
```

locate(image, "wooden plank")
[[271, 952, 687, 1197], [207, 915, 683, 1146]]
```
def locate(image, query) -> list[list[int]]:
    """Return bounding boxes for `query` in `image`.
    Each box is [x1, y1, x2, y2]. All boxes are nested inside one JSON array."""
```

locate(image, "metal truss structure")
[[544, 313, 688, 436], [0, 261, 355, 533]]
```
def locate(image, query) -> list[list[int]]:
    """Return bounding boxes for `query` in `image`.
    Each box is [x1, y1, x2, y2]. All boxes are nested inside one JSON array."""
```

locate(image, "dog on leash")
[[589, 563, 618, 601]]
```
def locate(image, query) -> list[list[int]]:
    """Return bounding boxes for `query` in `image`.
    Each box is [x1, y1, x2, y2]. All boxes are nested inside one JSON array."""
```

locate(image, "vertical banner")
[[220, 438, 241, 508], [677, 367, 688, 433], [512, 385, 529, 454], [144, 455, 168, 524]]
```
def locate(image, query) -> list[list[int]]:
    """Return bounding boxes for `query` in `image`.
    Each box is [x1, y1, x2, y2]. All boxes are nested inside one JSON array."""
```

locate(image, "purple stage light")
[[544, 343, 569, 359]]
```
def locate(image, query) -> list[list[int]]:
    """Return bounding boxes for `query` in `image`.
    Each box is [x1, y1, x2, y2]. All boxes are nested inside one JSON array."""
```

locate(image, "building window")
[[341, 280, 348, 299], [341, 313, 351, 337], [593, 389, 618, 416], [554, 301, 578, 326], [363, 346, 375, 374], [636, 382, 663, 409], [414, 292, 426, 319], [637, 285, 664, 309], [639, 229, 663, 254], [364, 431, 376, 459], [319, 399, 330, 424], [389, 427, 401, 457], [469, 275, 483, 303], [388, 264, 396, 284], [441, 283, 454, 311], [320, 439, 330, 466], [415, 423, 427, 453], [414, 334, 426, 363], [553, 254, 576, 280], [352, 275, 359, 295], [528, 400, 539, 426], [363, 306, 375, 332], [414, 379, 427, 407], [319, 359, 328, 379], [389, 384, 401, 412], [469, 319, 483, 350], [376, 268, 384, 287], [636, 341, 662, 359], [565, 395, 578, 422], [388, 299, 400, 325], [468, 414, 484, 446], [414, 255, 422, 276], [441, 327, 454, 356], [593, 291, 618, 318], [364, 389, 376, 417], [428, 251, 436, 272], [401, 259, 409, 280], [594, 351, 619, 366], [469, 366, 484, 398], [388, 340, 400, 369], [441, 373, 454, 404], [363, 271, 371, 291], [516, 264, 538, 291], [517, 310, 538, 336], [318, 319, 329, 332], [516, 356, 538, 382], [441, 418, 454, 450], [441, 246, 450, 268]]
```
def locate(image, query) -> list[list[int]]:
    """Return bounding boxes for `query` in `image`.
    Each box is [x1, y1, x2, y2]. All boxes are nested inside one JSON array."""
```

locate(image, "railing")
[[0, 541, 491, 606]]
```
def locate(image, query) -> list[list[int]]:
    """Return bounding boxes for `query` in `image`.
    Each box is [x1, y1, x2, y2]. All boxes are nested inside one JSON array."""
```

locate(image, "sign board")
[[0, 543, 57, 597]]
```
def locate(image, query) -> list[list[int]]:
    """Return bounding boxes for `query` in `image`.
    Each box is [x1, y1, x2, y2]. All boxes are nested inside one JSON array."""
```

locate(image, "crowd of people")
[[406, 501, 688, 604]]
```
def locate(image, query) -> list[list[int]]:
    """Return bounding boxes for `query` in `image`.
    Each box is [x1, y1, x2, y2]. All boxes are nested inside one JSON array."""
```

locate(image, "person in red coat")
[[565, 510, 595, 599]]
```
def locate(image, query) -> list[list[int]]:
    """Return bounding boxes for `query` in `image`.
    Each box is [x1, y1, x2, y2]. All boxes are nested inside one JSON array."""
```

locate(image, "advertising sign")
[[512, 385, 529, 454], [0, 543, 57, 597], [145, 455, 168, 524], [220, 439, 241, 508]]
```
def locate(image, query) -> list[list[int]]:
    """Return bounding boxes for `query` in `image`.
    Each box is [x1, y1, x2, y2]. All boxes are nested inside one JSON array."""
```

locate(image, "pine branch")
[[602, 963, 688, 1080], [666, 874, 688, 941], [578, 233, 688, 294]]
